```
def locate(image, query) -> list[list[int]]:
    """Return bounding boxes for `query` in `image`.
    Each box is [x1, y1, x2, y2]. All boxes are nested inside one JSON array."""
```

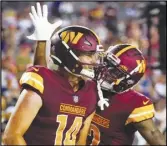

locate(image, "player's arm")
[[33, 41, 47, 66], [77, 111, 96, 145], [27, 3, 62, 66], [2, 89, 42, 145], [134, 118, 166, 145]]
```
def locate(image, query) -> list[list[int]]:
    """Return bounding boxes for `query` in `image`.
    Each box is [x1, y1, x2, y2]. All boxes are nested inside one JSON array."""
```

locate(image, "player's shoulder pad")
[[131, 90, 153, 107], [125, 90, 155, 125], [19, 65, 47, 94]]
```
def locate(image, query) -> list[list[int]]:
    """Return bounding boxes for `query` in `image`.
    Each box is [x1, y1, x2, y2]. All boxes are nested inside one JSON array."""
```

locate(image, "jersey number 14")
[[54, 115, 83, 145]]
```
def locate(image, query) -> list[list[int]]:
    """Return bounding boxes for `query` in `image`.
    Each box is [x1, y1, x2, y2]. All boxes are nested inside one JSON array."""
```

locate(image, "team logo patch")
[[73, 95, 79, 103]]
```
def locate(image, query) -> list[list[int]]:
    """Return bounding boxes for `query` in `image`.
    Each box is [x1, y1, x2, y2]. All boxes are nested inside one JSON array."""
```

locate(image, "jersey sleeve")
[[125, 93, 155, 125], [19, 66, 44, 94]]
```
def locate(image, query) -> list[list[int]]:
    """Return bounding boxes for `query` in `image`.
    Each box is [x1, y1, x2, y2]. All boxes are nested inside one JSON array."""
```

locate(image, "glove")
[[27, 2, 62, 40], [98, 98, 109, 111], [97, 81, 109, 110]]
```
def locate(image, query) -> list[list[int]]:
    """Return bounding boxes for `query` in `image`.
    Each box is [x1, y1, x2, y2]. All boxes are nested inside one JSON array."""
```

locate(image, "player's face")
[[79, 53, 96, 64], [78, 53, 97, 80]]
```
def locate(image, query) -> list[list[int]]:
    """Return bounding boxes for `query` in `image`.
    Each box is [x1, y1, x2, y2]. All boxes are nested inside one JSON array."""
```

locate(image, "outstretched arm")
[[134, 118, 166, 145]]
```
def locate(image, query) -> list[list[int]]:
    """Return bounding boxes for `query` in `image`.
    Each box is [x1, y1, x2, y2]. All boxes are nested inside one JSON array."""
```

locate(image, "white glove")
[[98, 98, 109, 111], [97, 81, 109, 110], [27, 2, 62, 40]]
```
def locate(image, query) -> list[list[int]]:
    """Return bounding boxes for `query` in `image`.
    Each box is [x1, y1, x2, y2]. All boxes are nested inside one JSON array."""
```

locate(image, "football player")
[[2, 3, 107, 145], [87, 44, 166, 145]]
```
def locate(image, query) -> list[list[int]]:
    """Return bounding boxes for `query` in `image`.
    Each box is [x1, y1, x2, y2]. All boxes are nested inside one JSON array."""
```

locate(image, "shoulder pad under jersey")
[[19, 65, 47, 94], [125, 90, 154, 125]]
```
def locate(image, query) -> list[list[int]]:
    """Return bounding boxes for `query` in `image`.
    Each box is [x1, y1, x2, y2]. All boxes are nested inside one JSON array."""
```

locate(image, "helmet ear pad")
[[51, 40, 83, 75]]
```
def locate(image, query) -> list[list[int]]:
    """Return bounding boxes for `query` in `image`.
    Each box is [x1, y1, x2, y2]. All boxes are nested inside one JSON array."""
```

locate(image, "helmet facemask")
[[96, 52, 139, 93]]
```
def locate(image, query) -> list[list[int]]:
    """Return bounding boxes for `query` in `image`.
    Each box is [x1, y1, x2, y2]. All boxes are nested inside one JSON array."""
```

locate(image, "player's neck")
[[58, 68, 82, 92], [68, 75, 81, 92]]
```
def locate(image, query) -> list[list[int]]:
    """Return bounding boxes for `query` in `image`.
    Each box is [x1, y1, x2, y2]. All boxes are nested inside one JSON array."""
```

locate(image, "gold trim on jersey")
[[19, 72, 44, 94], [125, 104, 155, 125], [92, 114, 110, 128], [115, 45, 136, 57], [60, 103, 86, 116]]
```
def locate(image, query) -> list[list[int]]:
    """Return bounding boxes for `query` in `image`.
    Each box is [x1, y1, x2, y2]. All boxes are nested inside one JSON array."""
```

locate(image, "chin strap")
[[97, 81, 109, 110]]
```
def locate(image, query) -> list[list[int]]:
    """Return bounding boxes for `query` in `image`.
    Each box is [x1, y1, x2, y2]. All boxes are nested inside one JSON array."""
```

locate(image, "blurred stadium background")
[[1, 2, 166, 145]]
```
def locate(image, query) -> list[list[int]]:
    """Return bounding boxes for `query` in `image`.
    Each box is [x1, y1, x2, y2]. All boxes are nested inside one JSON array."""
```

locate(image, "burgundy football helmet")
[[96, 44, 146, 93], [50, 25, 103, 79]]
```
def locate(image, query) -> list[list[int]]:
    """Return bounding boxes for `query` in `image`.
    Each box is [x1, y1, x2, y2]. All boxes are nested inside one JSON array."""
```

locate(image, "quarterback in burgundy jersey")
[[20, 65, 97, 145], [2, 3, 104, 145], [88, 44, 166, 145]]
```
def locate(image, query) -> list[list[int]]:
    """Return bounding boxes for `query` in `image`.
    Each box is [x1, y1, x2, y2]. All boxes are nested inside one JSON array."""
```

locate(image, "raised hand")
[[27, 2, 62, 40]]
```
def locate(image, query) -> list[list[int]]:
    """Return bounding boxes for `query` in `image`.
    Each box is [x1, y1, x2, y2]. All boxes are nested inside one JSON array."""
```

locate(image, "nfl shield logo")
[[73, 95, 79, 103]]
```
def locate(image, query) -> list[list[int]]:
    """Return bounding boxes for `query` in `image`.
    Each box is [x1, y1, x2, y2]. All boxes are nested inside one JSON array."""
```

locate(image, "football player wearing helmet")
[[2, 3, 104, 145], [87, 44, 166, 145]]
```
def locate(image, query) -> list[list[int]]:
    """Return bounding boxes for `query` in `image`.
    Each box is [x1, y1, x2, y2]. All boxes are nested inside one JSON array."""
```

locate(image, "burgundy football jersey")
[[19, 65, 98, 145], [87, 89, 155, 145]]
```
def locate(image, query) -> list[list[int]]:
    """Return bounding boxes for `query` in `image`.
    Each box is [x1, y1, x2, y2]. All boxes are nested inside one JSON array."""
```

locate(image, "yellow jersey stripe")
[[128, 109, 155, 118], [125, 110, 154, 125], [20, 72, 44, 94], [129, 104, 154, 115], [115, 45, 136, 57]]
